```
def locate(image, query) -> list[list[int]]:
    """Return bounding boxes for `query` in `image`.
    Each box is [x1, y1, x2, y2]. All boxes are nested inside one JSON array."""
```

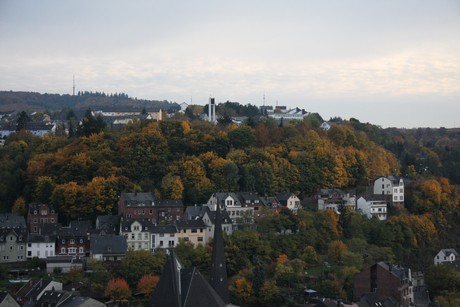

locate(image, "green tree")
[[119, 250, 166, 288], [16, 111, 31, 131]]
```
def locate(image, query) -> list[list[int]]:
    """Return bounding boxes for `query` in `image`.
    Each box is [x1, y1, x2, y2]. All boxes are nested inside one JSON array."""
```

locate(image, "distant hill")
[[0, 91, 180, 113]]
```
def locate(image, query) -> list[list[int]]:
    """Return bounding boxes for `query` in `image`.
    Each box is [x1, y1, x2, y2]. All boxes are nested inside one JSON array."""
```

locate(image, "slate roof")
[[120, 218, 155, 232], [16, 279, 58, 302], [184, 205, 209, 220], [259, 196, 281, 208], [175, 219, 207, 230], [0, 228, 27, 243], [441, 248, 459, 257], [0, 213, 26, 228], [213, 192, 241, 206], [277, 192, 295, 205], [121, 192, 155, 206], [205, 210, 233, 225], [90, 234, 127, 255], [150, 251, 225, 307], [237, 191, 260, 203], [152, 224, 177, 234], [27, 233, 56, 243], [95, 214, 120, 234]]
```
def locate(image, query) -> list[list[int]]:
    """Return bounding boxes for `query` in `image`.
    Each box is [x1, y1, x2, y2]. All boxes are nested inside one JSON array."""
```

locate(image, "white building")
[[151, 224, 178, 250], [434, 248, 459, 265], [120, 218, 154, 251], [206, 193, 254, 225], [373, 176, 405, 207], [27, 234, 56, 259], [357, 196, 388, 220]]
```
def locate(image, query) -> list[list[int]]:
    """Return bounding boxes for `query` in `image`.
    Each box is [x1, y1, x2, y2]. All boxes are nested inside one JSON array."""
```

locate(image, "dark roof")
[[120, 218, 155, 231], [206, 210, 233, 225], [121, 192, 155, 206], [28, 203, 55, 213], [0, 228, 27, 242], [16, 279, 54, 302], [259, 196, 281, 207], [96, 214, 120, 233], [46, 256, 84, 264], [209, 204, 230, 303], [152, 224, 177, 234], [277, 192, 294, 202], [175, 219, 207, 229], [213, 193, 241, 206], [150, 251, 225, 307], [28, 233, 56, 243], [69, 220, 92, 231], [90, 234, 127, 255], [184, 205, 209, 220], [0, 213, 26, 228], [158, 199, 183, 207], [36, 290, 71, 305], [237, 192, 260, 202]]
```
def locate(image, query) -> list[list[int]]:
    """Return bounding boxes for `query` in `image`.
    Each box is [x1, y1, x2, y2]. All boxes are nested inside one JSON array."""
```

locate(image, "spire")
[[210, 204, 230, 303], [150, 250, 182, 307]]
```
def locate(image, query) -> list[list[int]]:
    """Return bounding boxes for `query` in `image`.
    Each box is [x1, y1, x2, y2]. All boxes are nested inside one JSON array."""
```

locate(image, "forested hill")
[[0, 91, 180, 112]]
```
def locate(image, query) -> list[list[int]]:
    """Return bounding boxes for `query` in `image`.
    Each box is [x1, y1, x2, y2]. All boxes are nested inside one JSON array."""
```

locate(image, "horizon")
[[1, 1, 459, 129]]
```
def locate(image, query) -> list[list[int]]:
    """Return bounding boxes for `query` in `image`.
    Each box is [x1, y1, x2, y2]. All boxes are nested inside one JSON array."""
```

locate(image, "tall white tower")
[[208, 97, 216, 123]]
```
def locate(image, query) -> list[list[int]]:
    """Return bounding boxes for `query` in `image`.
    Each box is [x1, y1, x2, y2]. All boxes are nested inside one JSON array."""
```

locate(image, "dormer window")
[[34, 210, 38, 215]]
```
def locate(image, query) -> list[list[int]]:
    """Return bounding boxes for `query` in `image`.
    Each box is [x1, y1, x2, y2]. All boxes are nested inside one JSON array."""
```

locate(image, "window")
[[79, 239, 83, 244], [33, 226, 37, 232], [79, 247, 84, 253], [191, 229, 197, 233], [28, 243, 31, 247], [131, 234, 135, 240], [33, 218, 38, 223], [382, 184, 384, 189], [170, 234, 174, 237], [41, 210, 47, 215], [198, 237, 203, 242], [400, 188, 403, 193], [68, 247, 77, 254], [62, 239, 65, 244], [51, 218, 55, 223], [400, 196, 403, 200], [160, 241, 163, 246], [144, 233, 148, 240], [133, 225, 140, 231], [137, 233, 142, 240], [61, 247, 66, 254], [70, 239, 75, 244]]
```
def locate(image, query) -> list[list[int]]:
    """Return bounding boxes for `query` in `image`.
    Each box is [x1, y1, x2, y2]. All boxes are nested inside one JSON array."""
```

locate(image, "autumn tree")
[[137, 275, 160, 297], [119, 250, 166, 288], [104, 278, 132, 302]]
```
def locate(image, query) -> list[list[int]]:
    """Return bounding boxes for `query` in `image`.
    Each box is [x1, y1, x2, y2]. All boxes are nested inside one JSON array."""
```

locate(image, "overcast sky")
[[1, 1, 459, 128]]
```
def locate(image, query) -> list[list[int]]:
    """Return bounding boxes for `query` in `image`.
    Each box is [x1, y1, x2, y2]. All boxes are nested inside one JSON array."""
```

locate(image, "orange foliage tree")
[[137, 275, 160, 297], [104, 278, 132, 302]]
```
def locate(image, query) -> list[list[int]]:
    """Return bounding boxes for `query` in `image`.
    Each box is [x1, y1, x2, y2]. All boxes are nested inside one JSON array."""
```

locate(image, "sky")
[[1, 1, 459, 128]]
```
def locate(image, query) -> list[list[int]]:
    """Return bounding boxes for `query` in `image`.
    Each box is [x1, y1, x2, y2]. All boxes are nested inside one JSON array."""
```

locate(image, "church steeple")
[[210, 204, 230, 303]]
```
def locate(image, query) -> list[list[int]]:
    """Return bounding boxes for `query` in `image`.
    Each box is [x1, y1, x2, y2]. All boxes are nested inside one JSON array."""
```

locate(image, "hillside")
[[0, 91, 180, 113]]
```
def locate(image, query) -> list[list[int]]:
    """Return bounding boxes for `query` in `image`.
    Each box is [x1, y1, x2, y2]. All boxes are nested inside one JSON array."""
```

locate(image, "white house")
[[151, 224, 178, 250], [373, 176, 405, 207], [206, 192, 254, 225], [434, 249, 459, 265], [120, 218, 154, 251], [320, 121, 332, 131], [203, 209, 233, 240], [277, 192, 301, 212], [357, 196, 388, 220], [27, 234, 56, 259]]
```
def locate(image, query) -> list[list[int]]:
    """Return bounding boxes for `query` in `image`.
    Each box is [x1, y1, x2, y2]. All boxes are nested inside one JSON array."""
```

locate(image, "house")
[[26, 122, 57, 136], [120, 217, 154, 251], [207, 192, 254, 225], [176, 219, 208, 247], [434, 248, 460, 265], [353, 262, 414, 307], [27, 203, 58, 234], [15, 279, 63, 304], [238, 192, 262, 217], [203, 208, 233, 238], [277, 192, 301, 212], [320, 121, 332, 131], [118, 192, 183, 224], [316, 188, 356, 212], [95, 214, 120, 234], [357, 195, 388, 220], [0, 291, 20, 307], [46, 256, 84, 273], [373, 175, 405, 207], [151, 204, 230, 306], [0, 214, 27, 263], [26, 233, 56, 259], [151, 224, 178, 250], [183, 205, 209, 220], [259, 197, 282, 216], [56, 221, 92, 256], [36, 290, 105, 307], [90, 234, 127, 261], [267, 107, 309, 121], [156, 199, 183, 224]]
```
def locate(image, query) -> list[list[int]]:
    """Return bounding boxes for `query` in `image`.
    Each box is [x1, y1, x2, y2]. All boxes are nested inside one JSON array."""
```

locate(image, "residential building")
[[259, 196, 282, 216], [95, 214, 120, 234], [90, 234, 127, 261], [27, 203, 58, 234], [434, 248, 460, 265], [120, 217, 154, 251], [0, 291, 20, 307], [26, 233, 56, 259], [373, 175, 405, 207], [176, 219, 208, 247], [353, 262, 414, 307], [207, 192, 254, 225], [357, 195, 388, 220], [15, 279, 63, 305], [56, 221, 92, 256], [36, 290, 105, 307], [238, 192, 262, 217], [151, 224, 178, 250], [316, 188, 356, 212], [203, 209, 233, 239], [277, 192, 301, 212], [46, 256, 83, 273], [0, 214, 27, 263], [118, 192, 183, 224]]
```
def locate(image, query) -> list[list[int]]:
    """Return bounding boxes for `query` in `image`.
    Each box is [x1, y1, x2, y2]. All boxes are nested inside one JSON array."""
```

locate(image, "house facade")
[[207, 193, 254, 225], [353, 262, 414, 307], [151, 224, 178, 250], [56, 221, 91, 256], [277, 192, 301, 212], [357, 196, 388, 220], [373, 176, 405, 207], [316, 188, 356, 212], [176, 219, 208, 247], [120, 218, 154, 251], [27, 203, 58, 234], [26, 234, 56, 259], [434, 248, 459, 265], [0, 214, 27, 263]]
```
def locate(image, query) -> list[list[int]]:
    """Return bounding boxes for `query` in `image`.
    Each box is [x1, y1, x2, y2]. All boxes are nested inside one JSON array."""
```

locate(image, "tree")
[[16, 111, 30, 131], [76, 109, 106, 137], [119, 250, 166, 288], [34, 176, 55, 203], [231, 277, 254, 305], [137, 275, 160, 297], [228, 125, 256, 149], [104, 278, 132, 302], [12, 197, 27, 215]]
